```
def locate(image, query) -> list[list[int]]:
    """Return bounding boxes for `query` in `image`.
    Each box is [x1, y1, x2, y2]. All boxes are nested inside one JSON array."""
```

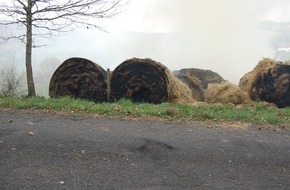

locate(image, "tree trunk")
[[25, 0, 36, 97]]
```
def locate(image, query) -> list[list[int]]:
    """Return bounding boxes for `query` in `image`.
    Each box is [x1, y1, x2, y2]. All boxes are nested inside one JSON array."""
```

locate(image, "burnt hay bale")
[[49, 57, 107, 102], [110, 58, 193, 104], [173, 68, 225, 101], [239, 58, 290, 108]]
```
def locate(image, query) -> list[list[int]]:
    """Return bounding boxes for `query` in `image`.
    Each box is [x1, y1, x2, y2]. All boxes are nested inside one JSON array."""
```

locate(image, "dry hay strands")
[[174, 68, 225, 101], [239, 58, 290, 108], [110, 58, 193, 104], [49, 57, 107, 102], [204, 82, 251, 105]]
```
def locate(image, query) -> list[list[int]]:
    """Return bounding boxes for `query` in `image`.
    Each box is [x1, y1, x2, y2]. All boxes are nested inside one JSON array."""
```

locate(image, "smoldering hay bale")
[[173, 70, 204, 101], [204, 82, 251, 105], [166, 70, 195, 103], [174, 68, 225, 89], [173, 68, 225, 101], [239, 58, 279, 91], [110, 58, 194, 104], [239, 58, 290, 108], [49, 57, 107, 102]]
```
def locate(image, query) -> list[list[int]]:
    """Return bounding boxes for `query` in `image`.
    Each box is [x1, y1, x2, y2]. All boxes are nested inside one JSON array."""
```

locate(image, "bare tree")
[[0, 0, 129, 96]]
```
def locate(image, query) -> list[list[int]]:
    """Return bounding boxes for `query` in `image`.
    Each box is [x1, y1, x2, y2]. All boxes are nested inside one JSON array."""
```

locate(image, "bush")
[[0, 65, 22, 97]]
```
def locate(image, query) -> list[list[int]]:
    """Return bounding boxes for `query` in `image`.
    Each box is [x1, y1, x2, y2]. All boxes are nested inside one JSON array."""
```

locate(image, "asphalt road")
[[0, 110, 290, 190]]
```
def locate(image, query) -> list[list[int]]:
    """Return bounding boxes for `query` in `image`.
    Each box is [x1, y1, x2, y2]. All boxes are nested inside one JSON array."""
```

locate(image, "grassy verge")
[[0, 96, 289, 125]]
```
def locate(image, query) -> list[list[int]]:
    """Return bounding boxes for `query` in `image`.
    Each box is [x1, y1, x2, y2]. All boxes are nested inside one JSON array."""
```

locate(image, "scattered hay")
[[204, 82, 251, 105], [239, 58, 290, 108], [49, 57, 107, 102], [110, 58, 194, 104]]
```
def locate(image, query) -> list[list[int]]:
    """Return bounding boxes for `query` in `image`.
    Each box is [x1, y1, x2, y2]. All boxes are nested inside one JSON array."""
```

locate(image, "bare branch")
[[0, 0, 129, 40], [0, 34, 26, 44], [15, 0, 27, 9]]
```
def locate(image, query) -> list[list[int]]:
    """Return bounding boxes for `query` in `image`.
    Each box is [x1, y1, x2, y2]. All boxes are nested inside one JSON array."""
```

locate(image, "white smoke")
[[107, 0, 290, 83]]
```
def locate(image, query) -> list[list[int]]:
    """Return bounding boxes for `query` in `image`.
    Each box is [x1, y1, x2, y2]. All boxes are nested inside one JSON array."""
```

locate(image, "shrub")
[[0, 64, 22, 97]]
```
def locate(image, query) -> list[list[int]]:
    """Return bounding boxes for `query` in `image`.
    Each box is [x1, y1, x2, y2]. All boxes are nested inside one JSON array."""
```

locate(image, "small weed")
[[165, 107, 178, 116]]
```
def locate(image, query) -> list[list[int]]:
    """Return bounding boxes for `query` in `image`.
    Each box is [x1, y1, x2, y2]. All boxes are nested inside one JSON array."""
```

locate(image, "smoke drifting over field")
[[111, 0, 290, 83], [1, 0, 290, 96]]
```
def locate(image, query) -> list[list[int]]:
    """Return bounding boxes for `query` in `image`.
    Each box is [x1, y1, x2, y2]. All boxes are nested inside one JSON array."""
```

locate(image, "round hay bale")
[[174, 68, 225, 101], [239, 71, 253, 92], [110, 58, 193, 104], [175, 68, 225, 88], [49, 57, 107, 102], [173, 70, 204, 101], [239, 58, 278, 92], [204, 82, 251, 105], [239, 58, 290, 108], [166, 70, 195, 103]]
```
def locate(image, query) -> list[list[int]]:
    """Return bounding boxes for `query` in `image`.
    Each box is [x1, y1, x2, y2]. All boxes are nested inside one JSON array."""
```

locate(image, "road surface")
[[0, 110, 290, 190]]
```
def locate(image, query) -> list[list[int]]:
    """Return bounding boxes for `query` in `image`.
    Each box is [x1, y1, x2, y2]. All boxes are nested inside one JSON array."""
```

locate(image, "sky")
[[1, 0, 290, 96]]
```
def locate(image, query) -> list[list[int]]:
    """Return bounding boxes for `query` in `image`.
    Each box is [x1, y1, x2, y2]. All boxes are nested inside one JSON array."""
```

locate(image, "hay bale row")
[[110, 58, 193, 104], [49, 57, 107, 102], [239, 58, 290, 108], [50, 57, 290, 107], [49, 57, 193, 104]]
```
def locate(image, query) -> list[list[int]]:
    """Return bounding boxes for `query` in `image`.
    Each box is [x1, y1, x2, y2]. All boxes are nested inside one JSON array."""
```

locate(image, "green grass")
[[0, 95, 289, 125]]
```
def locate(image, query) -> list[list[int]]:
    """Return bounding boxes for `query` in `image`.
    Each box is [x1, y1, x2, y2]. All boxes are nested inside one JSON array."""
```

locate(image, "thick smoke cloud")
[[112, 0, 290, 84]]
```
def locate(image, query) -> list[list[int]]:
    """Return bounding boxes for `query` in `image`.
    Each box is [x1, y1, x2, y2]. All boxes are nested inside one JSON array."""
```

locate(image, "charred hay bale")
[[175, 68, 225, 89], [239, 58, 278, 92], [167, 71, 195, 103], [239, 58, 290, 108], [49, 57, 107, 102], [173, 70, 204, 101], [173, 68, 225, 101], [110, 58, 193, 104], [204, 82, 251, 105]]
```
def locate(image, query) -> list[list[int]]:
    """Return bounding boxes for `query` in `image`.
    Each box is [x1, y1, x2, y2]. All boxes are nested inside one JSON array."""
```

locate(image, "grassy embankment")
[[0, 96, 289, 126]]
